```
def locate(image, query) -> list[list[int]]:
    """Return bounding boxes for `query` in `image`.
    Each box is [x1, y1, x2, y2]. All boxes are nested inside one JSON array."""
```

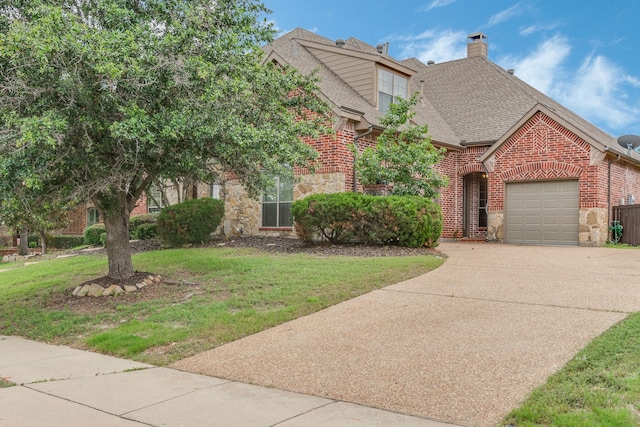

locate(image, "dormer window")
[[378, 68, 407, 114]]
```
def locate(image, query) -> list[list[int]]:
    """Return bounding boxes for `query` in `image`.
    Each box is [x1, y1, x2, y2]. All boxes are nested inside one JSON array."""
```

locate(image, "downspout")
[[608, 152, 621, 240], [352, 124, 374, 192]]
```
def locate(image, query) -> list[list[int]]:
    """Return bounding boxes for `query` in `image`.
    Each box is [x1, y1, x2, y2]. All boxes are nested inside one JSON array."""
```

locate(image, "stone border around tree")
[[72, 274, 162, 297]]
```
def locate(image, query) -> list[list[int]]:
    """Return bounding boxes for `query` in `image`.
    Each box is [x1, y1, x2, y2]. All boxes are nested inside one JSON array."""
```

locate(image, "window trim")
[[87, 207, 100, 226], [261, 176, 294, 228], [378, 67, 408, 114]]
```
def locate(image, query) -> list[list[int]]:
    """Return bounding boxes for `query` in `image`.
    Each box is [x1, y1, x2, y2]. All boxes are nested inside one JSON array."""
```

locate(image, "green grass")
[[504, 312, 640, 426], [0, 247, 443, 364]]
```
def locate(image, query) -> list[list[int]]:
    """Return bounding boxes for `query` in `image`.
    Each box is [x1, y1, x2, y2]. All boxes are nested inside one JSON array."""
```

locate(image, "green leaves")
[[0, 0, 330, 278], [354, 94, 448, 198]]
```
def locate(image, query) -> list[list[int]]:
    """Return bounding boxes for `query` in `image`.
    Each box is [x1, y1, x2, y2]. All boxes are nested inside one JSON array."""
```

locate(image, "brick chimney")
[[467, 32, 488, 58]]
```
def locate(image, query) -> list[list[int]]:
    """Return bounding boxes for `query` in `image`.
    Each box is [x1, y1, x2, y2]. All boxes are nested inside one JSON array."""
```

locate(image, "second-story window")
[[378, 68, 407, 114]]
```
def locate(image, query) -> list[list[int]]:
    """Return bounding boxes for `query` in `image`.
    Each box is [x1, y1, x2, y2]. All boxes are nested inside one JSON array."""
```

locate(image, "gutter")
[[353, 124, 374, 192]]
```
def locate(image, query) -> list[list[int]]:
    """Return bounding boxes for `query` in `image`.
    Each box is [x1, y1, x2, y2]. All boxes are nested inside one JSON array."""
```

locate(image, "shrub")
[[293, 193, 442, 248], [49, 235, 85, 249], [99, 232, 107, 247], [28, 235, 41, 248], [84, 224, 106, 246], [134, 223, 158, 240], [157, 198, 224, 247], [292, 192, 365, 244], [129, 214, 158, 238]]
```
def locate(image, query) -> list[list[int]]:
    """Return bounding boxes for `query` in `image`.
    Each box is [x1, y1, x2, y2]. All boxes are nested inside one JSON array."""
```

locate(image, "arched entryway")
[[463, 172, 488, 239]]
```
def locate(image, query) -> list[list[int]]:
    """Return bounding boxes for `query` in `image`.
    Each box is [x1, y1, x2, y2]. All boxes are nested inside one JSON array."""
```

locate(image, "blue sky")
[[263, 0, 640, 139]]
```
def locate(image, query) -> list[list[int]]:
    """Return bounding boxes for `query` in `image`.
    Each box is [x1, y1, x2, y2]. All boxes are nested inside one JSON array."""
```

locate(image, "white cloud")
[[500, 34, 570, 94], [420, 0, 457, 12], [499, 35, 640, 135], [558, 55, 640, 133], [391, 29, 467, 63], [519, 22, 561, 37], [487, 2, 525, 27]]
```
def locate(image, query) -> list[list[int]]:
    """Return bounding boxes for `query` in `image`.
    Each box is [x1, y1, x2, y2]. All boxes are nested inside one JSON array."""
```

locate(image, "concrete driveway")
[[172, 242, 640, 427]]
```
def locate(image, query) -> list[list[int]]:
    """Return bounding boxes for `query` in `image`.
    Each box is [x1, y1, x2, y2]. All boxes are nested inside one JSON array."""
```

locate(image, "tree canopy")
[[354, 95, 448, 198], [0, 0, 329, 279]]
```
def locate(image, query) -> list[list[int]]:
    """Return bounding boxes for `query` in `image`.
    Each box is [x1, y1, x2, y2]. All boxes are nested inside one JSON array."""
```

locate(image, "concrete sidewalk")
[[0, 335, 456, 427]]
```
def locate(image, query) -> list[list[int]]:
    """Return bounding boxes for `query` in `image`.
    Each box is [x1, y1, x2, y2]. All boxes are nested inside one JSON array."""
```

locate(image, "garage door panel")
[[506, 180, 578, 246]]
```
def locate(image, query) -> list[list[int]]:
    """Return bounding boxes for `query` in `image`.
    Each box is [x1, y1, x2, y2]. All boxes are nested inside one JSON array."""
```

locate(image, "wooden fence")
[[612, 205, 640, 246]]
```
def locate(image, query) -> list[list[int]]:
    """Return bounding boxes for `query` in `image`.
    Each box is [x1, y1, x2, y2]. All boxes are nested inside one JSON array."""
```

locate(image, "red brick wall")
[[131, 193, 148, 216], [491, 112, 594, 210], [57, 193, 149, 235], [61, 205, 88, 235], [435, 146, 488, 238], [296, 120, 376, 192], [609, 159, 640, 210]]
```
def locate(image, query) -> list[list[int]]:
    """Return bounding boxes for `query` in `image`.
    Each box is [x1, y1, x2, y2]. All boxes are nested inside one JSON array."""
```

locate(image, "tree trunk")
[[102, 201, 134, 280], [38, 230, 47, 255], [18, 228, 28, 256]]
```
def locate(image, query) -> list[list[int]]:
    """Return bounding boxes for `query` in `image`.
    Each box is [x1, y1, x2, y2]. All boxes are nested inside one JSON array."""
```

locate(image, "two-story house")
[[208, 28, 640, 246]]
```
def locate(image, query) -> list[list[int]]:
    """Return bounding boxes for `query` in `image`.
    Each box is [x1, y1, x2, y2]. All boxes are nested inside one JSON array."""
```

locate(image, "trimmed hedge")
[[129, 214, 158, 238], [134, 223, 158, 240], [49, 235, 85, 249], [157, 198, 224, 247], [84, 224, 106, 246], [292, 193, 442, 248]]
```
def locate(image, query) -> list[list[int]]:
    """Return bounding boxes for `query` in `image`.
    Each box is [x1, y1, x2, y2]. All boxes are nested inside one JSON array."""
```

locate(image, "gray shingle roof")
[[266, 28, 637, 161]]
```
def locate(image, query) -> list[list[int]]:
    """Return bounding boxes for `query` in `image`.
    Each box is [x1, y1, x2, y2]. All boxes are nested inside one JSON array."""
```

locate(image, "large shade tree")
[[0, 0, 329, 279]]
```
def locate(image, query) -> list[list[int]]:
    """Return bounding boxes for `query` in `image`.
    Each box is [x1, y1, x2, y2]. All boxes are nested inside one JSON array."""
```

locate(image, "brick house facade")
[[55, 195, 148, 236], [214, 28, 640, 246]]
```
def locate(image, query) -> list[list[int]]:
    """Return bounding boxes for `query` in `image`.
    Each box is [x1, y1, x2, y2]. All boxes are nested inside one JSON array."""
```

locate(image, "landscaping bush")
[[133, 223, 158, 240], [28, 235, 41, 248], [99, 232, 107, 247], [293, 193, 442, 248], [157, 198, 224, 247], [84, 224, 106, 246], [292, 193, 365, 244], [49, 235, 85, 249], [129, 214, 158, 238]]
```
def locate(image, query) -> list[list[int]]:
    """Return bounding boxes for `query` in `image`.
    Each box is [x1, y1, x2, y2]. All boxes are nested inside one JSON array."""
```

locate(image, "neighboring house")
[[213, 28, 640, 246], [55, 198, 149, 235]]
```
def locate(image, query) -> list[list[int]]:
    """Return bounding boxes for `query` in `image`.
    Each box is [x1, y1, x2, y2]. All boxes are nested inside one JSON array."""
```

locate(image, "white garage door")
[[505, 180, 579, 246]]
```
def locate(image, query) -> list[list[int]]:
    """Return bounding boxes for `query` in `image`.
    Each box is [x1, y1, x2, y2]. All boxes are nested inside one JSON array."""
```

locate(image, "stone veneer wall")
[[223, 172, 346, 237]]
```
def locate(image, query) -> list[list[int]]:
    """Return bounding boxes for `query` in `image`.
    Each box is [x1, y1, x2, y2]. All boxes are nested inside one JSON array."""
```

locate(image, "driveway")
[[172, 242, 640, 426]]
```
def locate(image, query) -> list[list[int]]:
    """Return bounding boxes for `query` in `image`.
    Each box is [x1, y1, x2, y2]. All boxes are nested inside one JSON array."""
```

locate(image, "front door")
[[463, 173, 488, 238]]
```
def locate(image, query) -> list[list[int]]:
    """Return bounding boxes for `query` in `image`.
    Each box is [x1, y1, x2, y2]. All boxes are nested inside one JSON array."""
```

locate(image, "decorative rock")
[[135, 281, 146, 289], [102, 285, 123, 296], [2, 255, 9, 263], [86, 283, 105, 297], [72, 286, 82, 296], [153, 276, 161, 283], [147, 275, 155, 281], [124, 285, 138, 293], [76, 285, 90, 297]]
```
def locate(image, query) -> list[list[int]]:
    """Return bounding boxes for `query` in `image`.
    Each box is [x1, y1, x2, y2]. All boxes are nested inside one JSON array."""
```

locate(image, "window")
[[262, 176, 293, 227], [378, 68, 407, 114], [87, 208, 100, 226], [147, 184, 164, 214], [210, 182, 222, 200]]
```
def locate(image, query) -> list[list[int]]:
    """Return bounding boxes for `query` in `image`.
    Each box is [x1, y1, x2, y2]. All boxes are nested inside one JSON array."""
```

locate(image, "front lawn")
[[0, 246, 443, 365], [504, 312, 640, 426]]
